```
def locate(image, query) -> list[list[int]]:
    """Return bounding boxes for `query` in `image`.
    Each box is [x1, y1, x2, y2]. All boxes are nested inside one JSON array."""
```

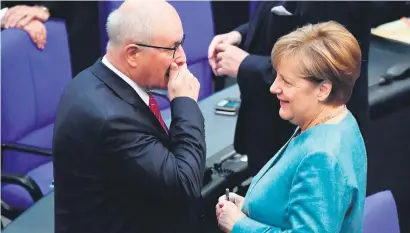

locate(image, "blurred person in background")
[[1, 1, 100, 76], [0, 4, 49, 49], [208, 1, 372, 177]]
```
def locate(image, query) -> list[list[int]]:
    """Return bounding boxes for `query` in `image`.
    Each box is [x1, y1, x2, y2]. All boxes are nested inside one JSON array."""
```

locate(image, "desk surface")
[[3, 193, 55, 233], [162, 85, 240, 158], [367, 38, 410, 118], [3, 85, 240, 233], [368, 39, 410, 86]]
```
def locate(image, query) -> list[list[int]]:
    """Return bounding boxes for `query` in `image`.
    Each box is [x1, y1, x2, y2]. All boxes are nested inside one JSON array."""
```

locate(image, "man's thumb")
[[171, 62, 178, 70]]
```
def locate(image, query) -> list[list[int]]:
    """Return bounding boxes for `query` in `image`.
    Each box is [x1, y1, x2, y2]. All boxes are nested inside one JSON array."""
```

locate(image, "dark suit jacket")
[[233, 1, 372, 174], [52, 60, 207, 233]]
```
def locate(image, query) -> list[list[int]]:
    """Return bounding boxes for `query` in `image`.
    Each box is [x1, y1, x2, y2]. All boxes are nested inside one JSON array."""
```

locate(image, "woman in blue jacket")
[[216, 21, 367, 233]]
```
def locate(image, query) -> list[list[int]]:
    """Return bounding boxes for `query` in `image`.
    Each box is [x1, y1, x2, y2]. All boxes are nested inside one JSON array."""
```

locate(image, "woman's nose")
[[270, 78, 281, 94]]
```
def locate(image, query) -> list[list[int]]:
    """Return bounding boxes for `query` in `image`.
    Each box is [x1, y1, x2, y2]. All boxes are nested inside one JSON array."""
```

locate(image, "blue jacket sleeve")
[[232, 152, 352, 233]]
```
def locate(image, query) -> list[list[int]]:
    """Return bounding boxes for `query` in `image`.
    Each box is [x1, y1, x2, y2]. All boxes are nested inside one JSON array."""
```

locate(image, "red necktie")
[[148, 94, 168, 134]]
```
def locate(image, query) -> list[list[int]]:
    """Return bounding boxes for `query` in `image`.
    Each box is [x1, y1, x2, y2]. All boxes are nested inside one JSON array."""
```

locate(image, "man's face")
[[135, 28, 186, 90]]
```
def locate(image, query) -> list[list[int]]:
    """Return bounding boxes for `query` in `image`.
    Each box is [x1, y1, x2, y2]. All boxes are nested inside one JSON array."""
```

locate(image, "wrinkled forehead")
[[151, 15, 184, 45]]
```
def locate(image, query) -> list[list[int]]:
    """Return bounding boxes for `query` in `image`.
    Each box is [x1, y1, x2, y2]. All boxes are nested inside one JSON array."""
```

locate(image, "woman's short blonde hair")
[[271, 21, 362, 105]]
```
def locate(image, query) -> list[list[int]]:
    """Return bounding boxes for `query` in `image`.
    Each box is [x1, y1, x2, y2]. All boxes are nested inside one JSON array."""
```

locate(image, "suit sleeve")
[[234, 23, 249, 49], [36, 1, 68, 19], [237, 54, 274, 97], [296, 1, 366, 29], [232, 152, 352, 233], [236, 1, 368, 98], [102, 97, 206, 201], [0, 1, 66, 20], [0, 7, 8, 25]]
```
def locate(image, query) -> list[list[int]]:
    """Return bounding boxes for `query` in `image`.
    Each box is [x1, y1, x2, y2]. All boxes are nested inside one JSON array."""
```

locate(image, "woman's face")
[[270, 58, 329, 127]]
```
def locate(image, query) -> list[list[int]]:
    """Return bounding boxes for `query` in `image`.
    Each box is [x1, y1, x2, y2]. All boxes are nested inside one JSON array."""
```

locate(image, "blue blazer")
[[233, 111, 367, 233]]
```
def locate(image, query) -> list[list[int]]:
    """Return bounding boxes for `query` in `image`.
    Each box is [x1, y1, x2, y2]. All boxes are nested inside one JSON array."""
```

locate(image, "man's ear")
[[125, 44, 139, 68], [317, 80, 332, 102]]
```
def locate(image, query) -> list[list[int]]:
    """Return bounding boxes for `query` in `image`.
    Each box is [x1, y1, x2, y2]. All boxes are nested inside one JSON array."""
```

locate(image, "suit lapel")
[[245, 1, 303, 51], [90, 59, 169, 136], [247, 127, 300, 193], [244, 1, 278, 50]]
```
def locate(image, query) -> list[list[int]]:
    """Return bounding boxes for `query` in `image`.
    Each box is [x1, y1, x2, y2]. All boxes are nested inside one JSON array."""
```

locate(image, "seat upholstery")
[[363, 190, 400, 233], [249, 1, 258, 18], [1, 19, 72, 211], [98, 1, 121, 55], [3, 124, 55, 175], [2, 162, 54, 210]]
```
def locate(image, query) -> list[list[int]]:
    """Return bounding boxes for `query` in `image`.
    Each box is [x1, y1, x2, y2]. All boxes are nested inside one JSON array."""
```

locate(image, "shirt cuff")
[[0, 8, 9, 26]]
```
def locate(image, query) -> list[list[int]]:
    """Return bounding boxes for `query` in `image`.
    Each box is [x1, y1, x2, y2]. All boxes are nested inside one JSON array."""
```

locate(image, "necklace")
[[298, 105, 347, 135], [316, 105, 347, 125]]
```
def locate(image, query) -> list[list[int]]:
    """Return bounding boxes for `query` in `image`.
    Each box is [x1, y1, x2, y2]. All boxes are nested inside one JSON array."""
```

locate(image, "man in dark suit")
[[52, 1, 206, 233], [208, 1, 372, 176]]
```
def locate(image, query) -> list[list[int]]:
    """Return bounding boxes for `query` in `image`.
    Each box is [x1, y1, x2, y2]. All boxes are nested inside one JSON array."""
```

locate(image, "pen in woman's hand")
[[225, 188, 230, 201]]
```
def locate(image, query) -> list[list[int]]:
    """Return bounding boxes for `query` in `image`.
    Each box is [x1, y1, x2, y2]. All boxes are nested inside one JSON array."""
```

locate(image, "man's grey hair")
[[105, 5, 153, 50]]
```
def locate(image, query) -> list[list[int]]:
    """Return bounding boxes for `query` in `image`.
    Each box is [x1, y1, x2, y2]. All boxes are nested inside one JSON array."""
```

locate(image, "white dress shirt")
[[101, 56, 149, 106], [0, 8, 9, 25]]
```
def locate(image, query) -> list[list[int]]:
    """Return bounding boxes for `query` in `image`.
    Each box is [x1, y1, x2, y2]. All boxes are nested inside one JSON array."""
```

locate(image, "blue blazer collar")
[[248, 127, 300, 193]]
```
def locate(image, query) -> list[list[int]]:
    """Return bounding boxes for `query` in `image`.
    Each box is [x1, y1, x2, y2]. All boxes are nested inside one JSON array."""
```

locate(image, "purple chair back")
[[166, 1, 214, 105], [1, 20, 72, 174], [249, 1, 258, 19], [98, 1, 215, 109], [98, 1, 122, 54], [364, 190, 400, 233]]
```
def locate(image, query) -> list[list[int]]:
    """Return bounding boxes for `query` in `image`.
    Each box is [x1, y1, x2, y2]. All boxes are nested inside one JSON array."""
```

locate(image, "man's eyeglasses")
[[135, 34, 185, 58]]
